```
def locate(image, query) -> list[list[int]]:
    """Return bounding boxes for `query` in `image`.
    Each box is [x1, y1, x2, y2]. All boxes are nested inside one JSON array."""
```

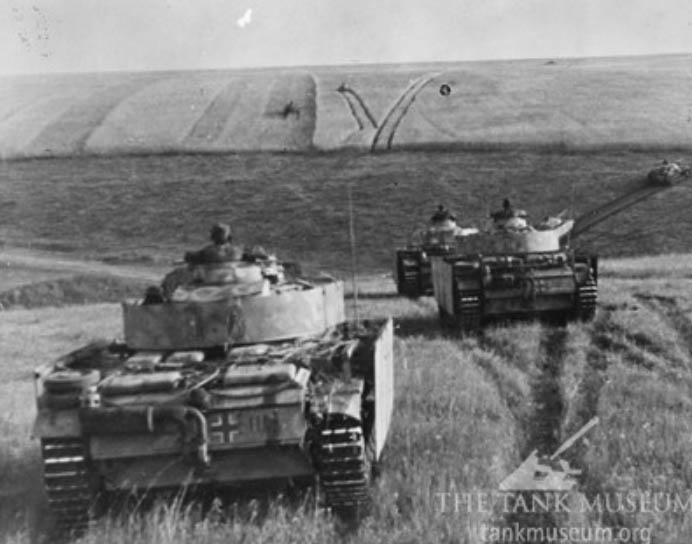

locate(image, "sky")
[[2, 0, 692, 75]]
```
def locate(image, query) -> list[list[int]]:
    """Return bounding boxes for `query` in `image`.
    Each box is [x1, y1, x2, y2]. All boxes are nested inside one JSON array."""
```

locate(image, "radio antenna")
[[347, 183, 360, 325]]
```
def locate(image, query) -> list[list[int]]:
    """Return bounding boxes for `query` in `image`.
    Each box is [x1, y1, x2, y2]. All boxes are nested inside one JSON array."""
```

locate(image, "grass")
[[0, 274, 150, 309], [0, 299, 522, 543], [2, 149, 692, 277], [2, 256, 692, 541], [2, 54, 692, 158]]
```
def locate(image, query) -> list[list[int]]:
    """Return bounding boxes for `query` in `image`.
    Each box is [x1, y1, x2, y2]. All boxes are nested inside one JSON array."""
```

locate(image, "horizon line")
[[2, 50, 691, 79]]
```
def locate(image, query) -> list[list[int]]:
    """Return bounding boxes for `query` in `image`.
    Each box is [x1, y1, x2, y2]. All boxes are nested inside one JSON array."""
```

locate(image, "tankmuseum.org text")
[[467, 523, 652, 544]]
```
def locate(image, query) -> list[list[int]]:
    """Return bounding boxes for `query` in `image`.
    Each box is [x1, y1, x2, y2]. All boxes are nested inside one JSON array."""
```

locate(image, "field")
[[1, 54, 692, 159], [3, 150, 692, 277], [2, 54, 692, 543], [3, 269, 692, 543]]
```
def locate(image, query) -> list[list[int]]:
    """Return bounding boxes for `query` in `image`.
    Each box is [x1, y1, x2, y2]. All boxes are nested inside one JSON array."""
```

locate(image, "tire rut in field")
[[336, 84, 378, 130], [473, 332, 533, 428], [524, 327, 569, 458], [594, 298, 687, 377], [370, 72, 441, 151], [633, 293, 692, 361], [487, 325, 570, 543], [561, 309, 638, 536]]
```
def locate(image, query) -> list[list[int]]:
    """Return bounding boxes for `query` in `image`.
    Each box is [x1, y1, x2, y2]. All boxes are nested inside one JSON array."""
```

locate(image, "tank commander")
[[184, 223, 244, 265], [491, 199, 530, 230], [491, 198, 514, 222], [430, 204, 456, 223], [160, 223, 245, 299]]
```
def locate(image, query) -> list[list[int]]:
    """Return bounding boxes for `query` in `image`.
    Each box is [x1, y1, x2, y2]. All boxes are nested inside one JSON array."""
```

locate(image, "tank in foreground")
[[32, 257, 394, 533]]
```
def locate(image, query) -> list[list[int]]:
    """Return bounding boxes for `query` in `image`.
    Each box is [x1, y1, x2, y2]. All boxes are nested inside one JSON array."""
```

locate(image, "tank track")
[[315, 415, 372, 514], [576, 279, 598, 321], [457, 290, 482, 332], [41, 437, 94, 535]]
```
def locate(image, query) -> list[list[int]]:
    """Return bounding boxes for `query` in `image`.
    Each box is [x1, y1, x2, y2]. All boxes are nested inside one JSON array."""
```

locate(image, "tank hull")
[[32, 317, 394, 528], [432, 252, 597, 331]]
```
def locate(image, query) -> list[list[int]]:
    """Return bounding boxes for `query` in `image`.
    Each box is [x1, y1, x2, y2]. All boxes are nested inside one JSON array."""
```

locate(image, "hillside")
[[1, 54, 692, 159], [2, 150, 692, 275]]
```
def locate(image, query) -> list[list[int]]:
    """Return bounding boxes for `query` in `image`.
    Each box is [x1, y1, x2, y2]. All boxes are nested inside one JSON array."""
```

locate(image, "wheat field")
[[1, 54, 692, 159], [2, 266, 692, 542]]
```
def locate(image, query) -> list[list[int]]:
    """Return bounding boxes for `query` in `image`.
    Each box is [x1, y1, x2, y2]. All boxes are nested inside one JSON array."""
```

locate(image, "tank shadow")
[[393, 314, 448, 338]]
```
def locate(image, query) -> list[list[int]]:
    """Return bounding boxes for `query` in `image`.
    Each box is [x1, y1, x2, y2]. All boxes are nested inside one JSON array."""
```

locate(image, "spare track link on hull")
[[457, 290, 482, 332], [316, 415, 372, 514], [41, 437, 94, 535], [576, 279, 598, 321]]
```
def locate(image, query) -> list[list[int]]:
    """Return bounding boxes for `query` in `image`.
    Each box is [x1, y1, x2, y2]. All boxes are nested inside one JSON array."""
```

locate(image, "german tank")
[[432, 171, 689, 332], [395, 208, 478, 297], [32, 253, 394, 533], [647, 159, 690, 186]]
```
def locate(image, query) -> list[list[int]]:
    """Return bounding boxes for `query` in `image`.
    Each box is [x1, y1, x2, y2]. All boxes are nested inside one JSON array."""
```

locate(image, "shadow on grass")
[[393, 313, 448, 338], [345, 292, 399, 300]]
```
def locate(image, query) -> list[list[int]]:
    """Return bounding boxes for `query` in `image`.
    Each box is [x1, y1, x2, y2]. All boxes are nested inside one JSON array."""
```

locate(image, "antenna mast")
[[347, 184, 360, 325]]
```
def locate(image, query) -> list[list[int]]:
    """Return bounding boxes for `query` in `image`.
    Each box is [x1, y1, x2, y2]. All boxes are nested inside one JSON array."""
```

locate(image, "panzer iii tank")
[[432, 171, 690, 332], [395, 209, 478, 297], [32, 255, 394, 533]]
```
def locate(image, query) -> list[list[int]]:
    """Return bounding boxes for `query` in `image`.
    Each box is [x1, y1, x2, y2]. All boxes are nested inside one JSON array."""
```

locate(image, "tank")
[[394, 218, 478, 297], [432, 170, 689, 332], [647, 160, 690, 186], [32, 256, 394, 533]]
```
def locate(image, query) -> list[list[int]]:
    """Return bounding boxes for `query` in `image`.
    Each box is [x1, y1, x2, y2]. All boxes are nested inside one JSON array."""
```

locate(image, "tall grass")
[[3, 254, 692, 541]]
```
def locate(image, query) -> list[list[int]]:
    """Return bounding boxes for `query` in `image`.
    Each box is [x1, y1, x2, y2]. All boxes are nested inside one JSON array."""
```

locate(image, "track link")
[[315, 415, 372, 514], [41, 437, 94, 535], [457, 290, 482, 332], [576, 279, 598, 321]]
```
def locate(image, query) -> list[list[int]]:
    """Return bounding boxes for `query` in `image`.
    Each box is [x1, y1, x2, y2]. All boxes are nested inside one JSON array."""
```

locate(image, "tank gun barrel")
[[571, 174, 689, 240]]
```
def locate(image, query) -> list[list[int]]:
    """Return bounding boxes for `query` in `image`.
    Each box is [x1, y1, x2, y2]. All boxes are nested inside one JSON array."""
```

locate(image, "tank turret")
[[125, 258, 345, 350]]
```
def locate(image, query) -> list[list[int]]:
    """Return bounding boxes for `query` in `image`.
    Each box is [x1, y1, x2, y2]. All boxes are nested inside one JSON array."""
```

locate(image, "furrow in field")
[[0, 94, 81, 159], [85, 74, 231, 154], [182, 79, 248, 146], [23, 80, 154, 157]]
